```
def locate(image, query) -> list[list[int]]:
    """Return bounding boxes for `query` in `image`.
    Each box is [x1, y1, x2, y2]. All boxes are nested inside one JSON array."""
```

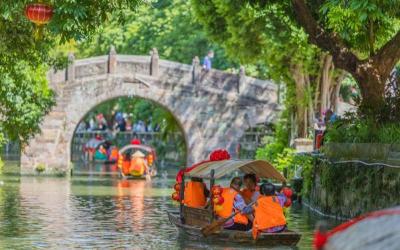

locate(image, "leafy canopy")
[[0, 0, 142, 145]]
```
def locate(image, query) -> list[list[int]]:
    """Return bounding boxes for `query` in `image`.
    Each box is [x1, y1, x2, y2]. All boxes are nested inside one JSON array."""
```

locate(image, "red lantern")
[[25, 3, 54, 25], [282, 187, 293, 198], [284, 198, 292, 208], [213, 195, 224, 205], [171, 192, 180, 201], [173, 183, 181, 191], [212, 185, 223, 195]]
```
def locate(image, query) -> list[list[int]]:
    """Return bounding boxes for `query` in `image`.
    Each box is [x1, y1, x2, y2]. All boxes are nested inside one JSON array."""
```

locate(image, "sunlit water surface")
[[0, 162, 339, 249]]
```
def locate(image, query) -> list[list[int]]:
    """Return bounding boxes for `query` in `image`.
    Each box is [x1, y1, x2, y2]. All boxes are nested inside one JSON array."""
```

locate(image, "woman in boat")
[[252, 183, 287, 239], [241, 173, 260, 203], [183, 177, 209, 208], [215, 177, 253, 231]]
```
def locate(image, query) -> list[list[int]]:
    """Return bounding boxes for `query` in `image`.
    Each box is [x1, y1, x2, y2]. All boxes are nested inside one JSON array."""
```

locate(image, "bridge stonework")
[[20, 48, 279, 174]]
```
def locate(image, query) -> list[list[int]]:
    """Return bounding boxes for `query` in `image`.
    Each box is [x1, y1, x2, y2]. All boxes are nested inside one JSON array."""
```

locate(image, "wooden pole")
[[179, 172, 186, 224], [209, 169, 215, 219]]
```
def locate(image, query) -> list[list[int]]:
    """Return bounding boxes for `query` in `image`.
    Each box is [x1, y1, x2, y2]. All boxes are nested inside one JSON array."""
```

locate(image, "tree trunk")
[[319, 54, 333, 114], [353, 63, 386, 116], [291, 64, 308, 138]]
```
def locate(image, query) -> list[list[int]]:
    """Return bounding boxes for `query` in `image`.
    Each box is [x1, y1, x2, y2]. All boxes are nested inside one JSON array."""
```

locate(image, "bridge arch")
[[69, 95, 189, 164], [21, 47, 279, 174]]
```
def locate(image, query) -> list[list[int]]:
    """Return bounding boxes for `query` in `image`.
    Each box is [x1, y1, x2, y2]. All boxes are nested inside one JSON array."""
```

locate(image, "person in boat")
[[215, 177, 253, 231], [241, 173, 260, 203], [252, 182, 287, 239], [183, 177, 209, 208], [130, 150, 148, 176], [94, 144, 108, 161]]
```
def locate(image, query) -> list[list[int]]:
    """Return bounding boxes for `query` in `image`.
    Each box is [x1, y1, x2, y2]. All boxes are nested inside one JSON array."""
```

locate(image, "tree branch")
[[372, 30, 400, 76], [291, 0, 360, 74]]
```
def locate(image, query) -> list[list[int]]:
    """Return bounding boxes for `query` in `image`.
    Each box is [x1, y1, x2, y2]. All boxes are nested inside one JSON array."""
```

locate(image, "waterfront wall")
[[304, 159, 400, 219]]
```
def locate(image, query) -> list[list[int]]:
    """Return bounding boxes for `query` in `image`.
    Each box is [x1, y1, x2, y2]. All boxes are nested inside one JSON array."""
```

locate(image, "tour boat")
[[117, 144, 157, 179], [167, 159, 301, 247]]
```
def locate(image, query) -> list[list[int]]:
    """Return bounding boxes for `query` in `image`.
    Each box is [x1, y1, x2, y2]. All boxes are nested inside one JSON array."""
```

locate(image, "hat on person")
[[131, 150, 145, 158]]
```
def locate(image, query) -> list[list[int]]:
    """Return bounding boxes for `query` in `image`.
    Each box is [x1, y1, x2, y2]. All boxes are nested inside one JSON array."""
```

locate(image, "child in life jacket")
[[252, 183, 287, 239]]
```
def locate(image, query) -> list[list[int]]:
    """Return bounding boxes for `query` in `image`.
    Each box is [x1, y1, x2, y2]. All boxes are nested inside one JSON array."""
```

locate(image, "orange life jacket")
[[215, 187, 248, 225], [109, 147, 119, 161], [122, 160, 131, 175], [130, 158, 146, 176], [252, 196, 286, 239], [184, 181, 207, 208]]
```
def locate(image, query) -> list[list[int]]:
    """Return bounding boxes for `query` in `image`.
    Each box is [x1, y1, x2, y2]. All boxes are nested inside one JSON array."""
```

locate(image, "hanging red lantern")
[[282, 187, 293, 198], [284, 198, 292, 208], [25, 3, 54, 25], [213, 195, 224, 205], [212, 185, 223, 196], [173, 183, 181, 192], [171, 192, 180, 201]]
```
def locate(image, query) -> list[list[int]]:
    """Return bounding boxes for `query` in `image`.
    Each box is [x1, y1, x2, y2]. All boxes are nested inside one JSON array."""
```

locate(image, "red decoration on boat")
[[313, 230, 328, 250], [173, 183, 181, 191], [213, 195, 224, 205], [209, 149, 231, 161], [171, 192, 180, 201], [212, 185, 223, 195], [130, 139, 141, 145], [282, 187, 293, 198], [284, 198, 292, 208], [25, 3, 54, 25]]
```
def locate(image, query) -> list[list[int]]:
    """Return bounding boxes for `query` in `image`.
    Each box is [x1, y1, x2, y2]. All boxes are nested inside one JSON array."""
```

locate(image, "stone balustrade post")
[[192, 56, 200, 85], [66, 52, 75, 82], [108, 45, 117, 74], [238, 66, 245, 93], [150, 48, 159, 76]]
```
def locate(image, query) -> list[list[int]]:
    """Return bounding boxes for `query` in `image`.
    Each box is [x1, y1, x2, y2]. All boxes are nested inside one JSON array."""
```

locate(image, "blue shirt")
[[223, 192, 251, 228], [203, 56, 212, 70]]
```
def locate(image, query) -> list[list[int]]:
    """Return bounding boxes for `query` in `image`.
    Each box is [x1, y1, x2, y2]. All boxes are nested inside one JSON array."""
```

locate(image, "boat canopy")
[[119, 144, 155, 155], [185, 160, 287, 182]]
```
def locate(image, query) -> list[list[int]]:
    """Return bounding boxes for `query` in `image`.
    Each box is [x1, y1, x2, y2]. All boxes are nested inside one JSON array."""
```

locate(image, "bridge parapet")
[[48, 47, 277, 102]]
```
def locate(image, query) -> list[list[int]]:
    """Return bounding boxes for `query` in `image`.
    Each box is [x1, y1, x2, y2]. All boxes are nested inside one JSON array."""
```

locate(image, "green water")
[[0, 163, 339, 249]]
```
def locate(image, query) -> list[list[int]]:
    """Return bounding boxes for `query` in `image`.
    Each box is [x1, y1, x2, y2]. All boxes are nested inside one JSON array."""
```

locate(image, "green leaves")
[[0, 0, 143, 146]]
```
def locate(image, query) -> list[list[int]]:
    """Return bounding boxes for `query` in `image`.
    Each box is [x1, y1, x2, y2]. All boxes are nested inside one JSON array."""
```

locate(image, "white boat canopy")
[[185, 160, 287, 182], [119, 144, 154, 155]]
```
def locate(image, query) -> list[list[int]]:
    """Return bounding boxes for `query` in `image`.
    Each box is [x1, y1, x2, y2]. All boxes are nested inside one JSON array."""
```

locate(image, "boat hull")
[[167, 211, 301, 246]]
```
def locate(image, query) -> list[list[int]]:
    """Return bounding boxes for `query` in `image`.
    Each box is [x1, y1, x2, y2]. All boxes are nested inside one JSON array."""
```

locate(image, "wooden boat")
[[117, 144, 157, 179], [169, 159, 301, 247]]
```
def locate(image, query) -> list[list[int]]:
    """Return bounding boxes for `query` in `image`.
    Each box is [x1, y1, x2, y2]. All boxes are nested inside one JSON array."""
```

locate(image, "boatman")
[[215, 177, 253, 231], [183, 177, 209, 208], [252, 183, 287, 239], [241, 173, 260, 204]]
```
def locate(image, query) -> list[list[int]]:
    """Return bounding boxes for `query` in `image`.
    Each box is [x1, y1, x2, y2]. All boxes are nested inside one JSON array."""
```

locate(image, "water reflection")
[[0, 163, 340, 249]]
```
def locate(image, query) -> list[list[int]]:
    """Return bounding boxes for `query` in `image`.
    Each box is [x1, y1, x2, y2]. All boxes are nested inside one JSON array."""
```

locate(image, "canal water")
[[0, 162, 339, 249]]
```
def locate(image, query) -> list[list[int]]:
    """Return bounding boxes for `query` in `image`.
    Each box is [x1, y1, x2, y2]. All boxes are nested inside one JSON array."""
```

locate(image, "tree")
[[191, 0, 345, 139], [0, 0, 142, 145], [288, 0, 400, 119], [75, 0, 236, 70]]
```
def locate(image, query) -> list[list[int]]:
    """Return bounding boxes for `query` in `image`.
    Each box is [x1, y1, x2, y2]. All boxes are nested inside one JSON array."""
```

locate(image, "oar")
[[201, 200, 256, 237]]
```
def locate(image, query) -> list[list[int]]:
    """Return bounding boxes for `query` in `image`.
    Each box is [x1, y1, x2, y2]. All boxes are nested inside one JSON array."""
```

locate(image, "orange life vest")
[[215, 187, 248, 225], [122, 160, 131, 175], [252, 196, 286, 239], [130, 157, 146, 176], [109, 147, 119, 161], [184, 181, 207, 208]]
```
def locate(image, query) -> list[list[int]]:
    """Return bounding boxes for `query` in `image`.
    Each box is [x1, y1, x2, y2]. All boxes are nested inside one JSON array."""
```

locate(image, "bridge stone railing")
[[48, 47, 277, 103]]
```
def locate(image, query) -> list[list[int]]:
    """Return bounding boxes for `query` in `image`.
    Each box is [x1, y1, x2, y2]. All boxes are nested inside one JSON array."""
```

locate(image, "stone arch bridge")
[[21, 47, 279, 174]]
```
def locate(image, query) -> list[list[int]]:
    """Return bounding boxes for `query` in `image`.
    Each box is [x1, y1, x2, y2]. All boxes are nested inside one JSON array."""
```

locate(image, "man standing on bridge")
[[203, 50, 214, 71]]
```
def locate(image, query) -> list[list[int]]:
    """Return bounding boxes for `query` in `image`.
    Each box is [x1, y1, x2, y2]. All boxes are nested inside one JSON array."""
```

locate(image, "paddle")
[[201, 200, 256, 237]]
